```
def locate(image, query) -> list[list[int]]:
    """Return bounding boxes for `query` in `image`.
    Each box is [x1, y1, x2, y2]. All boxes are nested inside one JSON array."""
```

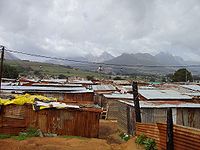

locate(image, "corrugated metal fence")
[[136, 122, 200, 150], [0, 104, 100, 138]]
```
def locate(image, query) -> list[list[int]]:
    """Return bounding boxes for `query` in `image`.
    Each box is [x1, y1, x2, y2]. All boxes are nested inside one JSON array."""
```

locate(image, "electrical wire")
[[4, 48, 200, 69]]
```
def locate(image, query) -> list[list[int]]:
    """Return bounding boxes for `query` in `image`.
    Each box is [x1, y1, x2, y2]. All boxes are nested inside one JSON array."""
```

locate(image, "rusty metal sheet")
[[136, 122, 200, 150]]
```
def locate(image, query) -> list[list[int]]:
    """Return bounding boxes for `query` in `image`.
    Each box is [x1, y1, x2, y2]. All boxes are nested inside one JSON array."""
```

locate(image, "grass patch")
[[0, 134, 12, 139], [12, 127, 40, 141], [135, 133, 157, 150], [61, 135, 86, 139]]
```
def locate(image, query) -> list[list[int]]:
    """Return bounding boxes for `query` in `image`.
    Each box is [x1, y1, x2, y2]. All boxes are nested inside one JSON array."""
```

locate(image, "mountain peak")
[[85, 51, 114, 62]]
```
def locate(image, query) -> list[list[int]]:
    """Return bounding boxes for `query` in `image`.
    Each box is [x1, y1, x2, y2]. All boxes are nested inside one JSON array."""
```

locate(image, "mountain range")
[[105, 52, 186, 66], [6, 50, 200, 75]]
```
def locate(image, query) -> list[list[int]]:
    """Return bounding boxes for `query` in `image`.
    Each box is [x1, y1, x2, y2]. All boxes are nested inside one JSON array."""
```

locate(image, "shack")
[[101, 93, 133, 119], [116, 100, 200, 135], [139, 89, 192, 101], [0, 95, 101, 138], [1, 86, 94, 104]]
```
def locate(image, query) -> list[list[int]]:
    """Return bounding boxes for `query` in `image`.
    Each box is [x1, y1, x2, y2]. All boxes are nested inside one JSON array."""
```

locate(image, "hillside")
[[5, 60, 106, 79]]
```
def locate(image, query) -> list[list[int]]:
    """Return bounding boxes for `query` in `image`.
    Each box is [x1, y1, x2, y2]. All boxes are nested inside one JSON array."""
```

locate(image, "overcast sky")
[[0, 0, 200, 61]]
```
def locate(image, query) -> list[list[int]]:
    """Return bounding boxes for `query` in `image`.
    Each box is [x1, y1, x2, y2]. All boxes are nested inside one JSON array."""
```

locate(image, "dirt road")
[[0, 137, 143, 150]]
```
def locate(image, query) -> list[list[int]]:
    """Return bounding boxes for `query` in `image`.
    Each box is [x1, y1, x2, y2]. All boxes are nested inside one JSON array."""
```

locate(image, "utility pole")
[[132, 81, 141, 122], [0, 46, 5, 92], [166, 107, 174, 150]]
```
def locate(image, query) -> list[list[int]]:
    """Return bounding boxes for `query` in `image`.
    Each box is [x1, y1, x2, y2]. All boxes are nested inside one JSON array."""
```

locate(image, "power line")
[[4, 48, 200, 68]]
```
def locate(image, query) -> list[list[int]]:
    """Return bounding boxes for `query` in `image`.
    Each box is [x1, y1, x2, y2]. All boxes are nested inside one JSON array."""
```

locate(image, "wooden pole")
[[0, 46, 4, 92], [132, 81, 141, 122], [167, 107, 174, 150]]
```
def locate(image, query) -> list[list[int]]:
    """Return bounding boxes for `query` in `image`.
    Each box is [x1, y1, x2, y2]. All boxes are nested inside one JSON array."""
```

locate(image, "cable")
[[4, 48, 200, 68]]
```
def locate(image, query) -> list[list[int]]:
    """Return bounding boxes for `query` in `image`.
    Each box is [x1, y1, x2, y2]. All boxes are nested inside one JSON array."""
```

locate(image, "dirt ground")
[[0, 120, 143, 150]]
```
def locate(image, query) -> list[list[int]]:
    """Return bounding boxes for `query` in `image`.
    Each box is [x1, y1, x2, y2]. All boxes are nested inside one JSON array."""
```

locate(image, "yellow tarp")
[[0, 94, 57, 106]]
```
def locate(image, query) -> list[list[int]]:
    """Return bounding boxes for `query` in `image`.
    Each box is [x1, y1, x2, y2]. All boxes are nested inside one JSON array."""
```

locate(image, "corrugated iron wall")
[[136, 122, 200, 150], [117, 101, 135, 135], [0, 105, 100, 138]]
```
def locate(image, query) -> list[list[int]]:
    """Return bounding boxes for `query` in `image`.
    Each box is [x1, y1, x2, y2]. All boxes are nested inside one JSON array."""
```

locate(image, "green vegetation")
[[12, 127, 40, 141], [0, 134, 12, 139], [135, 133, 157, 150], [144, 138, 157, 150], [5, 60, 107, 79], [119, 133, 131, 141], [135, 133, 147, 144], [58, 74, 67, 79], [86, 75, 94, 80], [61, 135, 85, 139], [3, 63, 20, 79], [172, 68, 193, 82], [113, 76, 124, 80], [0, 128, 40, 141]]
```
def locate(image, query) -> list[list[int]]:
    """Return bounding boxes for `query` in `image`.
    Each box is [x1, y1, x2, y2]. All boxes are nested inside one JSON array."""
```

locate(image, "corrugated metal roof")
[[119, 100, 200, 108], [92, 85, 116, 91], [27, 90, 94, 94], [32, 83, 83, 87], [113, 80, 130, 85], [1, 86, 87, 92], [180, 85, 200, 91], [184, 92, 200, 96], [70, 80, 93, 84], [41, 79, 67, 83], [35, 101, 80, 109], [103, 93, 133, 99], [139, 89, 192, 100], [139, 86, 156, 90]]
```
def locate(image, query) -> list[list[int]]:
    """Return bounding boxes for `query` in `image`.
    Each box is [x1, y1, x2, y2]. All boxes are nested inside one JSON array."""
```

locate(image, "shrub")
[[135, 133, 147, 144], [135, 133, 157, 150], [144, 138, 157, 150], [25, 127, 40, 137], [13, 127, 40, 141], [119, 133, 131, 141]]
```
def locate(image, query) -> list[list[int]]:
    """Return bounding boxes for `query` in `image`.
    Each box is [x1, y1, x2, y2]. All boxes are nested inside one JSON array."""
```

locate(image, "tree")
[[3, 64, 19, 79], [58, 74, 66, 79], [113, 76, 123, 80], [86, 75, 94, 80], [172, 68, 193, 82]]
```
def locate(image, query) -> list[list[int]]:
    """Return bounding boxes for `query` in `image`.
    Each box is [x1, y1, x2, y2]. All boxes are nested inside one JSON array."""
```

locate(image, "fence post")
[[132, 81, 141, 122], [167, 107, 174, 150], [0, 46, 4, 93]]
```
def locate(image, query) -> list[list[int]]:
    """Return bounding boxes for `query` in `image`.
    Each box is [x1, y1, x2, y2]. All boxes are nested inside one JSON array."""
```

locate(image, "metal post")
[[132, 81, 141, 122], [0, 46, 4, 92], [167, 107, 174, 150]]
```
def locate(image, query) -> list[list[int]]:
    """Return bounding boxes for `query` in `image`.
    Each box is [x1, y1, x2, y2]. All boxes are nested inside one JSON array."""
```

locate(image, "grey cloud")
[[0, 0, 200, 61]]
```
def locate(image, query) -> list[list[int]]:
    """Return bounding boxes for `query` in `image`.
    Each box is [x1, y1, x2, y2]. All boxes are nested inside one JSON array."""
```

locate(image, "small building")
[[0, 104, 101, 138], [69, 80, 94, 88], [1, 86, 94, 104], [92, 85, 116, 94], [112, 80, 131, 86], [139, 89, 192, 101], [116, 100, 200, 135], [180, 85, 200, 92], [101, 93, 133, 120]]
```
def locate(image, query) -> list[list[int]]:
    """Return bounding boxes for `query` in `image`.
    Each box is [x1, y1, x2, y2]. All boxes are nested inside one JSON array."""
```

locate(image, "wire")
[[4, 48, 200, 69]]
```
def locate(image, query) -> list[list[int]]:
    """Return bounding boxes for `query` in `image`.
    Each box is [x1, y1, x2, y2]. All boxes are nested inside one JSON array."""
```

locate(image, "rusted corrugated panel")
[[0, 105, 100, 138], [177, 108, 200, 129], [136, 122, 200, 150]]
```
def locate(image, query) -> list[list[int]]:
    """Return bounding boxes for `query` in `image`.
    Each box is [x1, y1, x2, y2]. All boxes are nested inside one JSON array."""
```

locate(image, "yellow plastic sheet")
[[0, 94, 57, 106]]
